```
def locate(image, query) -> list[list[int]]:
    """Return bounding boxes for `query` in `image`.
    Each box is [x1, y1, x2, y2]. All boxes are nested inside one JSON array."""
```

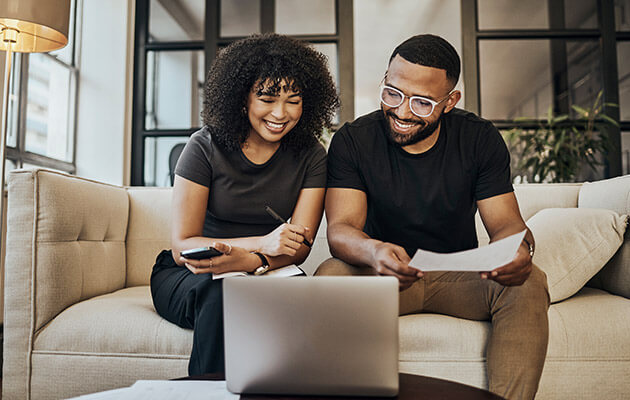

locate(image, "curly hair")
[[202, 33, 339, 153]]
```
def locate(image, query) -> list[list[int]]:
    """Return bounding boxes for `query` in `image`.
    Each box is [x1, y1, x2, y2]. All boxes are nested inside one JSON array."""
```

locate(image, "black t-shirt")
[[175, 126, 327, 238], [327, 109, 513, 256]]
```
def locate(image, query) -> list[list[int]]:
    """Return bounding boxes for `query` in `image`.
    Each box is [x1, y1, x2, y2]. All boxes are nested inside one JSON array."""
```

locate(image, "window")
[[5, 0, 81, 178], [132, 0, 354, 186], [462, 0, 624, 178]]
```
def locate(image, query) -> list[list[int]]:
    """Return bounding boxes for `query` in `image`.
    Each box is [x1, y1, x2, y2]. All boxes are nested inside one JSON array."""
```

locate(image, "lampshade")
[[0, 0, 71, 53]]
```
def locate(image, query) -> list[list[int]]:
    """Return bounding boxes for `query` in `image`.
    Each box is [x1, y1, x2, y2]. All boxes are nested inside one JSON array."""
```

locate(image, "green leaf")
[[571, 105, 589, 115], [600, 114, 620, 127]]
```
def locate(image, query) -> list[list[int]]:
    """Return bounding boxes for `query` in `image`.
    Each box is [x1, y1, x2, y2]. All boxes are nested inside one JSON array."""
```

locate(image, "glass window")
[[312, 43, 338, 87], [4, 159, 17, 182], [24, 54, 75, 162], [478, 0, 597, 30], [618, 42, 630, 121], [49, 0, 77, 64], [275, 0, 336, 35], [479, 40, 602, 120], [220, 0, 260, 38], [312, 43, 339, 124], [144, 137, 189, 187], [616, 0, 630, 31], [623, 131, 630, 174], [480, 40, 552, 119], [478, 0, 549, 29], [145, 50, 204, 130], [149, 0, 205, 41], [6, 54, 21, 148], [566, 41, 602, 116]]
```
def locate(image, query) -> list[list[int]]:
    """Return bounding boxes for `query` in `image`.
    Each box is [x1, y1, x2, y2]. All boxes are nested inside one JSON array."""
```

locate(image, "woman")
[[150, 33, 338, 375]]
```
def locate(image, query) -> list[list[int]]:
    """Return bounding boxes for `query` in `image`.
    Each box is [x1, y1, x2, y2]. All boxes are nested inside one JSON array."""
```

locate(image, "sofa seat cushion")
[[400, 287, 630, 362], [33, 286, 192, 357], [546, 287, 630, 359]]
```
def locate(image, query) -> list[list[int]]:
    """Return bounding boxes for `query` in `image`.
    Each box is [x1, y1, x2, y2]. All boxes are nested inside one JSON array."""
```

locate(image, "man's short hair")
[[389, 34, 461, 87]]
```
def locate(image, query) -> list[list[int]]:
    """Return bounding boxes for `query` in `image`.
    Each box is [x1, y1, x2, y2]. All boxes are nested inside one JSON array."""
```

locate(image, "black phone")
[[180, 246, 223, 260]]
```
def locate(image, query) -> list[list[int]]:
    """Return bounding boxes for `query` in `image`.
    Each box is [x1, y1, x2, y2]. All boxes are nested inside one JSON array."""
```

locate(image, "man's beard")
[[383, 109, 443, 147]]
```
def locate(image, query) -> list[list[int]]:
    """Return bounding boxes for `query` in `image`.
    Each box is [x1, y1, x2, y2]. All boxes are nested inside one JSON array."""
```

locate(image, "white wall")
[[75, 0, 133, 186], [353, 0, 463, 118]]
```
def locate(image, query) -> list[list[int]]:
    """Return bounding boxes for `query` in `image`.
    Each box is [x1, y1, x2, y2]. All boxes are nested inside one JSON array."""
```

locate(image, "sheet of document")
[[409, 230, 526, 272], [65, 388, 132, 400], [65, 380, 239, 400], [123, 380, 239, 400]]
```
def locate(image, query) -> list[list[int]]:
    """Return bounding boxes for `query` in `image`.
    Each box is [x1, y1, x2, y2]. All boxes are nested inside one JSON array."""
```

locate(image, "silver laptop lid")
[[223, 276, 399, 397]]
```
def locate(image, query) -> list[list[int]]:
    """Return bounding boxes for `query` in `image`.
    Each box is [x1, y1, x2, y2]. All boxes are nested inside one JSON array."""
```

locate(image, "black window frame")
[[131, 0, 354, 186], [461, 0, 624, 178]]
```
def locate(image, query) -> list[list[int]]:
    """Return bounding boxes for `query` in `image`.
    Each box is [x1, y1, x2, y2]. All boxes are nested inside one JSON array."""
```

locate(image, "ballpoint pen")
[[264, 205, 313, 248]]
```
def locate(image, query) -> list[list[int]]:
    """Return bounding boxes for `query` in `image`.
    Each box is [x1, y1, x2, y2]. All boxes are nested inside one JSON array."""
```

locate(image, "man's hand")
[[481, 241, 532, 286], [371, 241, 423, 290]]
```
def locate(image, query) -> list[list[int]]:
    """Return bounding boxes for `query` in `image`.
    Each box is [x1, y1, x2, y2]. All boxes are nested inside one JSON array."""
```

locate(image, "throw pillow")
[[527, 208, 627, 303]]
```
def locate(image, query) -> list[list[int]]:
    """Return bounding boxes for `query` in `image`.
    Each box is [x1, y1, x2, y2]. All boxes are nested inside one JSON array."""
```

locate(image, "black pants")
[[150, 250, 225, 375]]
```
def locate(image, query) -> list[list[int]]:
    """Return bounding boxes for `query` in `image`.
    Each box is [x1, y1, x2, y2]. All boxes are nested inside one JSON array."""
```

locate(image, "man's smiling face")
[[381, 55, 458, 149]]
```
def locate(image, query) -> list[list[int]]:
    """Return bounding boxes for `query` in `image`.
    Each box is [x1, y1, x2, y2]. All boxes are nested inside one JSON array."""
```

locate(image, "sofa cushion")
[[527, 208, 627, 303], [399, 287, 630, 394], [579, 174, 630, 299], [33, 286, 192, 357]]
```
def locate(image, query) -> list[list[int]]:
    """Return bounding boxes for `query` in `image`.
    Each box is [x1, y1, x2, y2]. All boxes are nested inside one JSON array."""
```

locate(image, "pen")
[[264, 205, 312, 248]]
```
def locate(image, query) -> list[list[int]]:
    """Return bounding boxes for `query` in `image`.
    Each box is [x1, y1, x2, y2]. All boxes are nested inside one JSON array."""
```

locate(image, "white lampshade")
[[0, 0, 71, 53]]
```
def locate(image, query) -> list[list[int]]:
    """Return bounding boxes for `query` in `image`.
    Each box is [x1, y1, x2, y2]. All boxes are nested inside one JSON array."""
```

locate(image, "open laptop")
[[223, 276, 399, 397]]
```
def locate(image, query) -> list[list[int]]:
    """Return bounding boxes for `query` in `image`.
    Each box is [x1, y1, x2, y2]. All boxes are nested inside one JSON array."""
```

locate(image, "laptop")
[[223, 276, 399, 397]]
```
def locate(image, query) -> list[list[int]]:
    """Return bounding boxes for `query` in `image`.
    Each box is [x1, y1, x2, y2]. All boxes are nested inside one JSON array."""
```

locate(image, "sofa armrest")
[[3, 169, 129, 395]]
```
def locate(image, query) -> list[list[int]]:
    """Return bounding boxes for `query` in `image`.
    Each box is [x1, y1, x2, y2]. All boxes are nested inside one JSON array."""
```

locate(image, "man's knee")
[[501, 264, 550, 315], [314, 257, 375, 276], [524, 264, 550, 308]]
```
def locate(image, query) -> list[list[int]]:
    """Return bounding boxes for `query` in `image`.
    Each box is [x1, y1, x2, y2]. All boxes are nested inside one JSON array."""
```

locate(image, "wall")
[[75, 0, 134, 186], [353, 0, 463, 118]]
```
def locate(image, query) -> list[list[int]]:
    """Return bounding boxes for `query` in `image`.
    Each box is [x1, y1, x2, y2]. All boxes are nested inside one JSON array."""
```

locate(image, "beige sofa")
[[3, 168, 630, 399]]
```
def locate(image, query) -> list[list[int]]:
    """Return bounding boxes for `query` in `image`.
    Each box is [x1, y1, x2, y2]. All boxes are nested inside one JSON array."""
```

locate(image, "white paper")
[[409, 230, 526, 272], [65, 388, 132, 400], [126, 380, 238, 400], [213, 264, 304, 279], [66, 380, 239, 400], [261, 264, 304, 277]]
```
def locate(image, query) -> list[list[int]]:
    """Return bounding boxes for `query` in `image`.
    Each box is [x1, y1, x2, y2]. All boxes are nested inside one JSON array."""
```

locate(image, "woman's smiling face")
[[245, 79, 303, 144]]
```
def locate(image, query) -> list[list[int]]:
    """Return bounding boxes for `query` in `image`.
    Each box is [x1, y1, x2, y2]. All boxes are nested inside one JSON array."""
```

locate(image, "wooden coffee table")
[[182, 373, 504, 399]]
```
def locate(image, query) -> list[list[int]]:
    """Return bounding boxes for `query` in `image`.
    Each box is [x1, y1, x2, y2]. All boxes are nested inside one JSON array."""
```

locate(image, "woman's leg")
[[150, 250, 226, 375]]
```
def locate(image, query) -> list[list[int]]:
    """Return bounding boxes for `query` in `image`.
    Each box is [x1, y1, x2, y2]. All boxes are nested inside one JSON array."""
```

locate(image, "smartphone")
[[180, 246, 223, 260]]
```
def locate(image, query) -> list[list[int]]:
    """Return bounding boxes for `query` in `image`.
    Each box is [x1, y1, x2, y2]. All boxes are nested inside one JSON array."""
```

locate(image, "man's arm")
[[477, 192, 534, 286], [326, 187, 422, 290]]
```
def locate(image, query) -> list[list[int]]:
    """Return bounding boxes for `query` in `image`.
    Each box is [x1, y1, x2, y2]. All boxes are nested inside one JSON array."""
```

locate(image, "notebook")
[[223, 276, 399, 396]]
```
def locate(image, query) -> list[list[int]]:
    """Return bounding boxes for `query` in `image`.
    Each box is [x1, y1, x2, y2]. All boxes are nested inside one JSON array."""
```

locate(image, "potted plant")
[[502, 91, 619, 183]]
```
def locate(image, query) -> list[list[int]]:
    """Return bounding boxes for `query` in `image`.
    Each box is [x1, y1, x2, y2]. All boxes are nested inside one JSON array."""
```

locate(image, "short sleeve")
[[475, 124, 513, 200], [327, 126, 366, 192], [174, 129, 213, 187], [302, 143, 327, 188]]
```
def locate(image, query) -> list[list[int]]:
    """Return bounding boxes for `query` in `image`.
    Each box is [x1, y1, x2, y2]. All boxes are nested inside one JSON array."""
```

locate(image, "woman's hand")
[[181, 242, 258, 275], [257, 223, 310, 257]]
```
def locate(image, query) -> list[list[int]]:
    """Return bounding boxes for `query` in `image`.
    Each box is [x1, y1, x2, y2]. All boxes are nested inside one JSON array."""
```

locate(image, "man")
[[318, 34, 550, 400]]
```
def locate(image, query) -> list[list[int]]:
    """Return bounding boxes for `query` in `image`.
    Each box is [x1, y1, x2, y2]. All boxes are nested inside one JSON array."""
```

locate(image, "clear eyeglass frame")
[[379, 84, 452, 118]]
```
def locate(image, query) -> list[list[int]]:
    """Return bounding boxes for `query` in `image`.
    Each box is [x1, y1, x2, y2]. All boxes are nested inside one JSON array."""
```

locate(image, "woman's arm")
[[171, 175, 266, 266], [263, 186, 326, 269], [171, 175, 324, 271]]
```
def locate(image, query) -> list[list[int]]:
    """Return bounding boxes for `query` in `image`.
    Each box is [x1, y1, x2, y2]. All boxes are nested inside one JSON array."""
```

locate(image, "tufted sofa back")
[[6, 169, 128, 333]]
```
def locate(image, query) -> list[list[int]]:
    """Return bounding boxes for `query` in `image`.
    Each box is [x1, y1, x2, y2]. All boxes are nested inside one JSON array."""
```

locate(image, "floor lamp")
[[0, 0, 71, 247]]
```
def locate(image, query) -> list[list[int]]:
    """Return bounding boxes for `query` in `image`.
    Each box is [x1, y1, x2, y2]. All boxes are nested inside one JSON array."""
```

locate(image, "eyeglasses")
[[379, 85, 452, 118]]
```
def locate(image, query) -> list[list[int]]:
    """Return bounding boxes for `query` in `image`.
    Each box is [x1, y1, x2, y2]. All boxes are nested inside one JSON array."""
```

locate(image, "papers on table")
[[65, 380, 239, 400], [409, 230, 526, 272]]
